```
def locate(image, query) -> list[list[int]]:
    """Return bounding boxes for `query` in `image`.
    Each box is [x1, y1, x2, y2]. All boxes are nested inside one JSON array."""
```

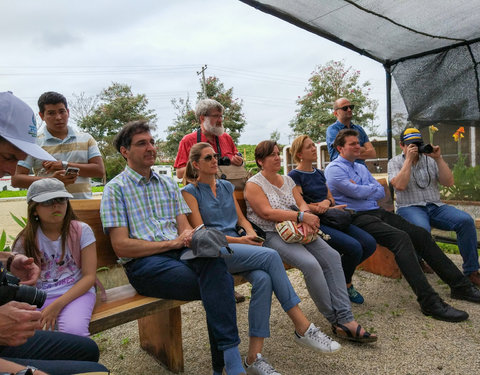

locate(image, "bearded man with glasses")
[[326, 98, 376, 165]]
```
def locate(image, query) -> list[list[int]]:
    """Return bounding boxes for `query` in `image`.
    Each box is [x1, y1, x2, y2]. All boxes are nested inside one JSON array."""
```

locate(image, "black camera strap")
[[196, 129, 222, 156]]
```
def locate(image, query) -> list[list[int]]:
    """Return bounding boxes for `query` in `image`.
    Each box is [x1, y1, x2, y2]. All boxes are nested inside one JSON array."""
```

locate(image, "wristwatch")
[[15, 366, 37, 375], [62, 160, 68, 169]]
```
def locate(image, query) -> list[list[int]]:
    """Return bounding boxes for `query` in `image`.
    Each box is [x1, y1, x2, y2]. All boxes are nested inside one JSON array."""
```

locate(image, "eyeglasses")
[[206, 114, 223, 119], [201, 153, 220, 162], [38, 197, 68, 207], [335, 105, 355, 111]]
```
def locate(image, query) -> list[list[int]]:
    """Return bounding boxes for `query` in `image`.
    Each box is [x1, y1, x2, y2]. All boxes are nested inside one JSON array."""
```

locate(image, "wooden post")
[[138, 307, 184, 373]]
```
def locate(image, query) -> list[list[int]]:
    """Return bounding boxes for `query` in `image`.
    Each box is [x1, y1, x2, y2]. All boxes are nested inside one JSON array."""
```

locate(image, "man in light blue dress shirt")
[[325, 128, 480, 323]]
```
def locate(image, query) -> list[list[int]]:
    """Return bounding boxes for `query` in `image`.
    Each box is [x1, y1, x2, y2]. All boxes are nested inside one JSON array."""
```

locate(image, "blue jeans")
[[397, 204, 479, 275], [321, 224, 377, 284], [224, 244, 301, 338], [0, 330, 108, 374], [123, 250, 240, 373]]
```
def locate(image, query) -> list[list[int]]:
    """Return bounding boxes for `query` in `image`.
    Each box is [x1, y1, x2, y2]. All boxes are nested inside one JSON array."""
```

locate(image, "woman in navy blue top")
[[181, 143, 346, 375], [288, 135, 376, 304]]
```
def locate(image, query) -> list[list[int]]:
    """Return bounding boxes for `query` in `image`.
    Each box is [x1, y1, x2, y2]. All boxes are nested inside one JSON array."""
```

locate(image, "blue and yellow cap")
[[401, 128, 423, 145]]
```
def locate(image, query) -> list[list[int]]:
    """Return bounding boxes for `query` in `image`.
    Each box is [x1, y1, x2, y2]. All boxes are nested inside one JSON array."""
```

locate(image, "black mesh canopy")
[[240, 0, 480, 127]]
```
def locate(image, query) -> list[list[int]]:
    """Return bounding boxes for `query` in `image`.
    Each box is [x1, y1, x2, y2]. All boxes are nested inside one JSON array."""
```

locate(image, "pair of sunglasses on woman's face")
[[201, 153, 220, 162], [38, 197, 68, 207]]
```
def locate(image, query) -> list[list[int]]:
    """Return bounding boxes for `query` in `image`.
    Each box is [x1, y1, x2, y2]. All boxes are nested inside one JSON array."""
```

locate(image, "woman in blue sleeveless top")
[[181, 143, 344, 375]]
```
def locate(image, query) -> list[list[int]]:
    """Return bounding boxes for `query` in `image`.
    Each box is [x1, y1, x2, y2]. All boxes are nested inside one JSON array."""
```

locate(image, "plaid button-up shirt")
[[388, 153, 444, 208], [100, 165, 191, 263]]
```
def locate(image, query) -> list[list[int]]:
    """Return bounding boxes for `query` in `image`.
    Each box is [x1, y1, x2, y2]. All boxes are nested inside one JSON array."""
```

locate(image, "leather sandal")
[[332, 323, 377, 343]]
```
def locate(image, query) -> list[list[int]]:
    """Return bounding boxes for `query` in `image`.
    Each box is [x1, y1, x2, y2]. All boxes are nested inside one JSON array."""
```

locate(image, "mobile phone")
[[65, 167, 80, 176], [253, 235, 265, 243]]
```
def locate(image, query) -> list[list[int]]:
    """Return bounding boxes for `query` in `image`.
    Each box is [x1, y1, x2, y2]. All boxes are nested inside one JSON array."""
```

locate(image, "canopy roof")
[[240, 0, 480, 127]]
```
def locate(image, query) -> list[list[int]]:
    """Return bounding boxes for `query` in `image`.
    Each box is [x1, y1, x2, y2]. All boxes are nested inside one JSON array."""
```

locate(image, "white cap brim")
[[3, 135, 56, 161]]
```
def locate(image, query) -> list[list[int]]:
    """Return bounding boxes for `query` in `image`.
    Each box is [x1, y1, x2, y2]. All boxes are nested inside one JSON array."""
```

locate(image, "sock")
[[223, 346, 245, 375]]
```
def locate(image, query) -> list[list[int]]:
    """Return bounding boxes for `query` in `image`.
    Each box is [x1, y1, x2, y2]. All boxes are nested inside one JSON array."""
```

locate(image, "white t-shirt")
[[15, 222, 96, 297]]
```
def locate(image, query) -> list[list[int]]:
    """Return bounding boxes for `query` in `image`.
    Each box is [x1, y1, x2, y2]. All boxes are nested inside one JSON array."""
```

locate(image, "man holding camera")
[[174, 98, 243, 180], [0, 92, 108, 375], [388, 128, 480, 286]]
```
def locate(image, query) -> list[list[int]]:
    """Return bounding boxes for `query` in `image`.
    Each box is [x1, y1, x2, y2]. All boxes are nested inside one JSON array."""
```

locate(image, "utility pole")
[[197, 65, 208, 98]]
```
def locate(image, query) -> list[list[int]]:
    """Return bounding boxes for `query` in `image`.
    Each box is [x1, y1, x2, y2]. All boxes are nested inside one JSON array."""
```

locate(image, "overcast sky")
[[1, 0, 386, 145]]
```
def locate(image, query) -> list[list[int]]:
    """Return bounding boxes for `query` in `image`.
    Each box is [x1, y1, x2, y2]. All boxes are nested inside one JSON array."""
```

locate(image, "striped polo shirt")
[[18, 126, 101, 199]]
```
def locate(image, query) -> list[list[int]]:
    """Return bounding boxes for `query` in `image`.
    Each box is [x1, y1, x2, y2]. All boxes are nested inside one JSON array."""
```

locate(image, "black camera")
[[411, 141, 433, 154], [0, 264, 46, 307], [218, 156, 231, 166]]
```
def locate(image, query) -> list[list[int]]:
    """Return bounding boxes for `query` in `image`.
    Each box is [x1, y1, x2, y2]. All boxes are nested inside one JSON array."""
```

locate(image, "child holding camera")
[[12, 178, 97, 337]]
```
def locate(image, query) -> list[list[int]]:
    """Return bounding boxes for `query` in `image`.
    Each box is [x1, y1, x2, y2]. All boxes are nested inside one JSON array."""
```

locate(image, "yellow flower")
[[429, 125, 438, 133]]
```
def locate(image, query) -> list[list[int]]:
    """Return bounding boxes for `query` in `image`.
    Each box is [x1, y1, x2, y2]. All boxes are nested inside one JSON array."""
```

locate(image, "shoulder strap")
[[68, 220, 107, 302], [197, 129, 222, 156]]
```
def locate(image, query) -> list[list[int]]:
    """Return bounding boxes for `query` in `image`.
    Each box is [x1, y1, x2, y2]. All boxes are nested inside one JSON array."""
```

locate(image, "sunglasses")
[[38, 197, 68, 207], [335, 105, 355, 111], [202, 153, 220, 162]]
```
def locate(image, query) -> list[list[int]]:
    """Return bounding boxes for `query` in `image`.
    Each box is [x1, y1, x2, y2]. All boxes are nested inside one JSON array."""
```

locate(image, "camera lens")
[[418, 143, 433, 154], [15, 284, 47, 308]]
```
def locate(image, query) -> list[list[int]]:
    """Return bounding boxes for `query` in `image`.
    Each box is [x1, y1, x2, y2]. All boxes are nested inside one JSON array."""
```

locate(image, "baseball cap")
[[180, 225, 234, 260], [27, 178, 73, 203], [0, 91, 55, 161], [400, 128, 424, 145]]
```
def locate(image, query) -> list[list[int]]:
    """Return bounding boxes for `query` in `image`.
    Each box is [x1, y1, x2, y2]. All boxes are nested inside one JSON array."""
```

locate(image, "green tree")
[[270, 130, 281, 143], [75, 83, 157, 180], [164, 76, 246, 159], [289, 60, 378, 142]]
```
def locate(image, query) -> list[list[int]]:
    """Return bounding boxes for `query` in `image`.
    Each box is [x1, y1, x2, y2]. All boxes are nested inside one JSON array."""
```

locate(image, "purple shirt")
[[324, 155, 384, 212]]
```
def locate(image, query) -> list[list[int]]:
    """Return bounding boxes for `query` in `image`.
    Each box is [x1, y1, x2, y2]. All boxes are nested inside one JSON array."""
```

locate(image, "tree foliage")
[[74, 82, 157, 180], [289, 60, 378, 142], [164, 76, 246, 160]]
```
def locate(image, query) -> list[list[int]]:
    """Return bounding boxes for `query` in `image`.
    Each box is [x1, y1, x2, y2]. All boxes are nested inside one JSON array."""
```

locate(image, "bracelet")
[[296, 211, 301, 223], [6, 253, 18, 272], [298, 211, 305, 222], [327, 198, 335, 207]]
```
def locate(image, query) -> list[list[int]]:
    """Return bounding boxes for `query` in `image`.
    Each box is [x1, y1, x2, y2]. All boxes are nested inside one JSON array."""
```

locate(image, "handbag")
[[301, 193, 352, 232], [275, 220, 330, 244], [217, 164, 250, 190], [318, 209, 352, 232]]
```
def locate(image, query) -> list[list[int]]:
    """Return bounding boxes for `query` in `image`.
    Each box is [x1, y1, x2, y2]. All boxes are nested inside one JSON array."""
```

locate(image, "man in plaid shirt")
[[100, 120, 245, 375]]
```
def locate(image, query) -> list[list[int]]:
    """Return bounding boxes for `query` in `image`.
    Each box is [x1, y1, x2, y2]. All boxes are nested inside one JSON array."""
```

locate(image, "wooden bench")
[[70, 199, 249, 373]]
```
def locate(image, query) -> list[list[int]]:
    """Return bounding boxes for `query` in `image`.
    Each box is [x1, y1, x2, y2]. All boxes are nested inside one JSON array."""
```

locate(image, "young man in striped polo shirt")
[[12, 91, 105, 199]]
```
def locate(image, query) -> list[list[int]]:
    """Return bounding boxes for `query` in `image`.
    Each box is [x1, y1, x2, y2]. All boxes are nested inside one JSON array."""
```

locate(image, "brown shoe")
[[419, 260, 434, 274], [234, 291, 246, 303], [468, 271, 480, 287]]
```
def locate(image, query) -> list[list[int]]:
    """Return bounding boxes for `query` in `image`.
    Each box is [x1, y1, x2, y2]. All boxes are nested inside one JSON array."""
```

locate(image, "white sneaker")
[[294, 323, 341, 353], [245, 353, 281, 375]]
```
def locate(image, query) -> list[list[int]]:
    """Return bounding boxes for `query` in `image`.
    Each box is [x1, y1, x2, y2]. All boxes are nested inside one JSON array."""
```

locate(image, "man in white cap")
[[0, 91, 55, 177], [388, 127, 480, 286], [0, 92, 108, 374]]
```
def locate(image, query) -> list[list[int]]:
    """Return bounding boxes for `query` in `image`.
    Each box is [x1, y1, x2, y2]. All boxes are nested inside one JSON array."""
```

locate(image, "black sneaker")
[[451, 285, 480, 303], [421, 299, 468, 322]]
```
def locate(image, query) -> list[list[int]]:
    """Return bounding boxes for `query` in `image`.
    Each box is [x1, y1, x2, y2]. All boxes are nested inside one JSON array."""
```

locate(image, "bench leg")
[[138, 307, 184, 373]]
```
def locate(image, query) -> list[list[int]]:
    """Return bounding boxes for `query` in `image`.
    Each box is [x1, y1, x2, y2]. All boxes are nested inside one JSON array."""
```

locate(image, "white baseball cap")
[[0, 91, 55, 161]]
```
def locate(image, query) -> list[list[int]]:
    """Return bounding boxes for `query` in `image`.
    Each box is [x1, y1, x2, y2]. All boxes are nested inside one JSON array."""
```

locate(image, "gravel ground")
[[94, 258, 480, 375]]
